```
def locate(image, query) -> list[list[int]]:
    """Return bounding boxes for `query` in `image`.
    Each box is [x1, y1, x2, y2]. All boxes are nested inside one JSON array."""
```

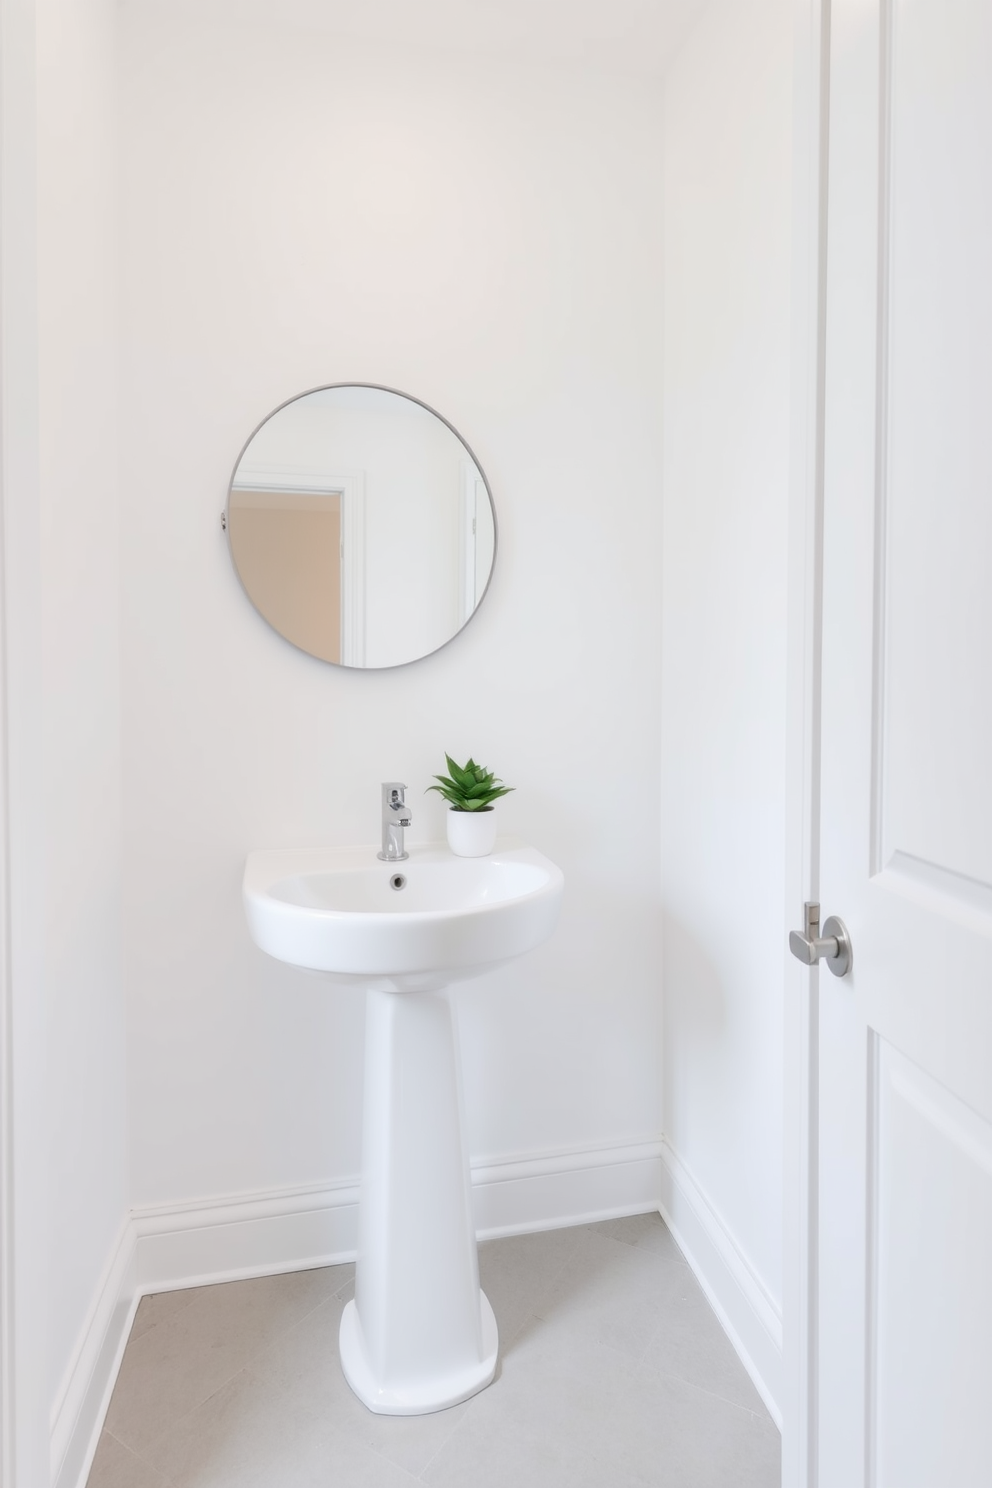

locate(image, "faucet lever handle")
[[378, 782, 411, 861], [382, 782, 412, 823]]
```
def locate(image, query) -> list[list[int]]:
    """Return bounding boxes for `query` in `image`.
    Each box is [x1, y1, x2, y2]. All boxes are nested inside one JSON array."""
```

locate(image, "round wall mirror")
[[226, 385, 497, 669]]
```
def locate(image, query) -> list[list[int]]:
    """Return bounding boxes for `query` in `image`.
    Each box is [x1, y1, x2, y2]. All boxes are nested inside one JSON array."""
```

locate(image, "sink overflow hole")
[[389, 873, 407, 891]]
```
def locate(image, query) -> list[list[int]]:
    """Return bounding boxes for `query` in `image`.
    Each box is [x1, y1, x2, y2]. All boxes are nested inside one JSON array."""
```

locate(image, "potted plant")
[[427, 754, 513, 857]]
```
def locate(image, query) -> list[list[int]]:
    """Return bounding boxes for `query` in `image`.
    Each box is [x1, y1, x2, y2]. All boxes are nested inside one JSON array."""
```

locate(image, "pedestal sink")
[[242, 838, 563, 1415]]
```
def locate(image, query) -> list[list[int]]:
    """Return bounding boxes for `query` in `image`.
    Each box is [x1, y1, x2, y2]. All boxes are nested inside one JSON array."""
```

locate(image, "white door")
[[814, 2, 992, 1485]]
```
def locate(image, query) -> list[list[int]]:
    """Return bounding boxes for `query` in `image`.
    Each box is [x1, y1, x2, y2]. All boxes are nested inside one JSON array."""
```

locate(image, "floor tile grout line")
[[117, 1266, 356, 1443], [364, 1419, 463, 1485], [408, 1256, 596, 1486], [233, 1268, 354, 1376], [506, 1316, 653, 1375], [630, 1258, 703, 1364], [595, 1274, 776, 1423], [644, 1361, 776, 1425], [104, 1273, 356, 1482], [483, 1225, 589, 1327], [410, 1382, 488, 1484], [102, 1428, 177, 1487], [629, 1257, 774, 1424], [121, 1276, 351, 1475], [316, 1408, 431, 1487], [528, 1238, 692, 1336], [128, 1291, 200, 1348], [135, 1362, 289, 1473]]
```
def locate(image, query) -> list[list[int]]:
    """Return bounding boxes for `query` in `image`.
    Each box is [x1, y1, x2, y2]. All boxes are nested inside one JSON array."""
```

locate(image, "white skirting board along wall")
[[51, 1138, 782, 1488], [657, 1140, 783, 1426]]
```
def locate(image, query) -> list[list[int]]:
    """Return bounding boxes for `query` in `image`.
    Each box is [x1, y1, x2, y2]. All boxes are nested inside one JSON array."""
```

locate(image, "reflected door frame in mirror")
[[229, 465, 366, 665], [225, 384, 497, 670]]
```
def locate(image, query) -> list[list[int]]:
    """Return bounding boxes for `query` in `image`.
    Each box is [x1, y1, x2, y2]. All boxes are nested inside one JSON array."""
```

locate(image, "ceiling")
[[119, 0, 711, 79]]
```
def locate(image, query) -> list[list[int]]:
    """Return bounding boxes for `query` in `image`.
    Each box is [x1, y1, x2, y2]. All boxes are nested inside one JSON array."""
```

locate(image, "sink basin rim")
[[263, 863, 554, 926], [242, 837, 564, 979], [245, 839, 559, 910]]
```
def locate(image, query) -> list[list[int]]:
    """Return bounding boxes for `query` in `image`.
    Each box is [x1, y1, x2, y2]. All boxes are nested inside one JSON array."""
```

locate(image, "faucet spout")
[[378, 782, 411, 862]]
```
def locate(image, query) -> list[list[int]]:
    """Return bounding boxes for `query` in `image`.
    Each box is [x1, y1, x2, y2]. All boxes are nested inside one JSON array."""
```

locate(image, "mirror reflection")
[[227, 385, 496, 669]]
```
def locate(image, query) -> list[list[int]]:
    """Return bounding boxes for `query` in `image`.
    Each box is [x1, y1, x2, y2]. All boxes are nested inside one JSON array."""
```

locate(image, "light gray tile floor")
[[87, 1215, 780, 1488]]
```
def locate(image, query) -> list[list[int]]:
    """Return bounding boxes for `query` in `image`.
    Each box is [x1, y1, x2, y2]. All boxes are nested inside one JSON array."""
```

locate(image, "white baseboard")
[[131, 1178, 361, 1293], [472, 1138, 665, 1239], [130, 1139, 667, 1293], [51, 1135, 783, 1487], [50, 1220, 138, 1488], [658, 1138, 783, 1427], [50, 1138, 664, 1488]]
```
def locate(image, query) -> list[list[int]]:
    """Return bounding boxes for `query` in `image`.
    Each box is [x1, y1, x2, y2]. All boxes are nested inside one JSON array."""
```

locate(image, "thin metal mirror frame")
[[225, 382, 499, 670]]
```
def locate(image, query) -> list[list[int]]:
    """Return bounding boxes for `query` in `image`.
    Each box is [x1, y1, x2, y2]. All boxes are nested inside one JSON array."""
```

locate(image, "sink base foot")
[[339, 1291, 498, 1416]]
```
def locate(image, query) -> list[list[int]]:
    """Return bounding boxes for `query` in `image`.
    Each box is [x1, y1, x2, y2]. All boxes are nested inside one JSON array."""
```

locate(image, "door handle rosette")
[[789, 901, 852, 977]]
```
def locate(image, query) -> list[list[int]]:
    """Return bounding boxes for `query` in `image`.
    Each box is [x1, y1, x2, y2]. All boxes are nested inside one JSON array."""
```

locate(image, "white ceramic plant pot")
[[446, 807, 497, 857]]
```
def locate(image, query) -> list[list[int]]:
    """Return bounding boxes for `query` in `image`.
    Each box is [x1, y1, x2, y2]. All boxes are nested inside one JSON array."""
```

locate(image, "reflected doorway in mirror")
[[228, 475, 366, 666]]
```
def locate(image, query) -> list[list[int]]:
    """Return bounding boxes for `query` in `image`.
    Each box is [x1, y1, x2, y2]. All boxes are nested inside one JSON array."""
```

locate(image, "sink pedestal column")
[[339, 984, 498, 1415]]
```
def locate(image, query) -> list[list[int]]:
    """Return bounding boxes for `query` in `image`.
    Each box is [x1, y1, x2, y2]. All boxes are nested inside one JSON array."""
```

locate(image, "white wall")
[[34, 0, 129, 1463], [1, 0, 806, 1473], [660, 0, 793, 1387], [117, 12, 666, 1215]]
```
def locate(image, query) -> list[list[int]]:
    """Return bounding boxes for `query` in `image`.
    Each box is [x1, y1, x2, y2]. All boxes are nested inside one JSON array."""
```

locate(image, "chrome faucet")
[[378, 782, 412, 862]]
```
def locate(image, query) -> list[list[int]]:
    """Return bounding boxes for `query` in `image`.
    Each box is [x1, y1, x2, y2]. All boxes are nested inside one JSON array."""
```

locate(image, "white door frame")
[[783, 1, 831, 1485]]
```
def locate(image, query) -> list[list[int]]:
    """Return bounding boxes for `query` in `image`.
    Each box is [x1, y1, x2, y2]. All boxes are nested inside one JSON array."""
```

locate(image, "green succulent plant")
[[426, 754, 514, 813]]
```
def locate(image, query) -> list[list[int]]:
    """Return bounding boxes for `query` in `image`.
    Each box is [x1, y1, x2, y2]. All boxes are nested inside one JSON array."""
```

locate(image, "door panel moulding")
[[875, 850, 992, 937]]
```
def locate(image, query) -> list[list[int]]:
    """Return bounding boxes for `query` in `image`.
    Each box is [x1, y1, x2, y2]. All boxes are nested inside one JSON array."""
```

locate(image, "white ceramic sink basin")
[[243, 838, 563, 983]]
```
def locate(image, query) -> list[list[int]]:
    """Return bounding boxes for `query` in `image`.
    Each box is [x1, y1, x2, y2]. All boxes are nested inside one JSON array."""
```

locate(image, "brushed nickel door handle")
[[789, 901, 852, 977]]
